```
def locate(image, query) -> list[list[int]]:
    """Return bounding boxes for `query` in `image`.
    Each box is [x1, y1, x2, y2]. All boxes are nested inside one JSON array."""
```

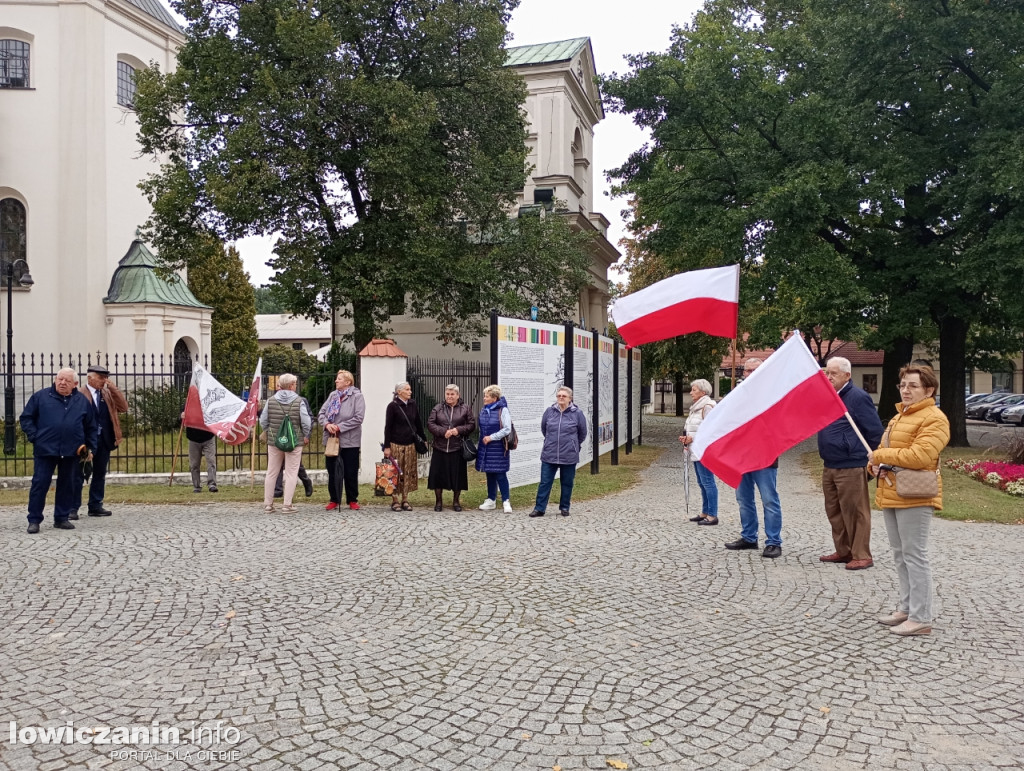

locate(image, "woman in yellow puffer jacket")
[[868, 364, 949, 637]]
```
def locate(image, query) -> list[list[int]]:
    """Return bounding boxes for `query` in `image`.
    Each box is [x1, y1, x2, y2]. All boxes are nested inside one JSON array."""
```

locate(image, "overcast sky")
[[223, 0, 706, 285]]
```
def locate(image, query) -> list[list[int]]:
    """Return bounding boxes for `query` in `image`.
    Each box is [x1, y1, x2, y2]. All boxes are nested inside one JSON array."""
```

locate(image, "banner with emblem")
[[182, 359, 263, 446]]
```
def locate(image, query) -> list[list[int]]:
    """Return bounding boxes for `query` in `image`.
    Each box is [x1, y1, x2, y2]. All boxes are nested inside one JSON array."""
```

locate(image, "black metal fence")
[[406, 356, 492, 435], [0, 351, 357, 477]]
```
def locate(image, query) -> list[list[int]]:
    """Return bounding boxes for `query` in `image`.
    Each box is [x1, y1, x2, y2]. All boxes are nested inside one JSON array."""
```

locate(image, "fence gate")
[[406, 357, 492, 436]]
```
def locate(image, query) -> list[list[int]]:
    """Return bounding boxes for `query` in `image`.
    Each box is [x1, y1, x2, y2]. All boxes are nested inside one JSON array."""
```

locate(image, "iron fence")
[[0, 351, 357, 477], [406, 356, 492, 436]]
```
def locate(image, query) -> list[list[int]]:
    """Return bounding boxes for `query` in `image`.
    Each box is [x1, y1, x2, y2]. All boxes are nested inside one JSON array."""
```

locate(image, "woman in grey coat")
[[529, 386, 588, 518]]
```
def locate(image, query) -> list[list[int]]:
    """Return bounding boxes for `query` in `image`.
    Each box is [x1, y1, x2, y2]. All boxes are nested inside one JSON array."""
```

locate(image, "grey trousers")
[[883, 506, 933, 622], [189, 439, 217, 488]]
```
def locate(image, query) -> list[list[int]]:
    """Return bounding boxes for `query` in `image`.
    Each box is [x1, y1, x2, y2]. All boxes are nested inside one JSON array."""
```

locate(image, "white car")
[[1002, 403, 1024, 426]]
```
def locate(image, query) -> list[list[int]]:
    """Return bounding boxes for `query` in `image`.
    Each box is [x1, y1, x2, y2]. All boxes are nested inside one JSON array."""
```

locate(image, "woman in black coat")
[[383, 382, 424, 511]]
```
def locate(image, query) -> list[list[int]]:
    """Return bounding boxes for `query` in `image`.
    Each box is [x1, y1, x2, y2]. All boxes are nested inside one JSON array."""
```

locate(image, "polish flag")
[[691, 334, 845, 487], [612, 265, 739, 347], [182, 359, 263, 446]]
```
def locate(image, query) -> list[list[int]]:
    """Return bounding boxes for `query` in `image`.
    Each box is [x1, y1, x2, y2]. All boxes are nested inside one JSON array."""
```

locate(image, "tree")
[[253, 285, 288, 315], [186, 237, 259, 364], [135, 0, 591, 354], [603, 0, 1024, 444]]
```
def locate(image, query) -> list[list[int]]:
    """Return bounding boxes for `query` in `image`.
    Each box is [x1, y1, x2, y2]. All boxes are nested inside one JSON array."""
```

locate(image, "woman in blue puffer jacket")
[[529, 386, 588, 518], [476, 384, 513, 513]]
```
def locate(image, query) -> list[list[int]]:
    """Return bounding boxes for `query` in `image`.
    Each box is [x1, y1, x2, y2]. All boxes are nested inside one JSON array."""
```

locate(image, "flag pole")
[[169, 421, 184, 486], [844, 411, 875, 455], [731, 339, 738, 390], [250, 428, 256, 489]]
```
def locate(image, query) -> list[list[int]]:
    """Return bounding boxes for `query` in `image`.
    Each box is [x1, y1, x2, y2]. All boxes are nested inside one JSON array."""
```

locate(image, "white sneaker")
[[502, 500, 513, 513], [479, 499, 496, 510]]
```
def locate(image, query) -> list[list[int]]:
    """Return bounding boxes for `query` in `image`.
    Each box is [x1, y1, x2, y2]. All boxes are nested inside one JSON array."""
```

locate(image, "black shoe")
[[27, 523, 39, 534], [209, 484, 219, 493], [689, 515, 706, 522], [68, 512, 80, 520], [725, 537, 758, 550], [528, 509, 545, 518], [762, 545, 782, 559], [87, 507, 112, 517], [453, 504, 462, 512], [193, 486, 202, 493], [434, 504, 443, 512], [559, 509, 570, 517], [697, 517, 718, 526], [302, 479, 313, 497], [54, 521, 75, 530]]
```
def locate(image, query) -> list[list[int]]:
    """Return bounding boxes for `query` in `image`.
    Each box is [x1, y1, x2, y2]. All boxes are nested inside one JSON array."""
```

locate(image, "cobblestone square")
[[2, 416, 1022, 770]]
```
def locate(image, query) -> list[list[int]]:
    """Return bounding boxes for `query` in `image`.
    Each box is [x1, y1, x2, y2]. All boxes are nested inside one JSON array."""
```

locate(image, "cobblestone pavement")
[[2, 415, 1022, 771]]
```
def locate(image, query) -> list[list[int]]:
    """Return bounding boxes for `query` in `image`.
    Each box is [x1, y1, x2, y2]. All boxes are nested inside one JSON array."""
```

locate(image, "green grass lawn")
[[0, 445, 665, 510], [800, 448, 1023, 525]]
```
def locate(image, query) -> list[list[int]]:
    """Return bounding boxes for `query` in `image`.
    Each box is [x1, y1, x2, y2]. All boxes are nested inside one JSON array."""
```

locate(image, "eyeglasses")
[[899, 383, 923, 391]]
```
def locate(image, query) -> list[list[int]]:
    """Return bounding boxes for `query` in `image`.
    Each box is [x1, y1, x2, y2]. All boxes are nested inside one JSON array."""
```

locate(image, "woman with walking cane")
[[679, 379, 719, 525]]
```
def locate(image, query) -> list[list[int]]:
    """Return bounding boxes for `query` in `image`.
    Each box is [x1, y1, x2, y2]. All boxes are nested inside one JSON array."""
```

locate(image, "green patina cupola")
[[103, 240, 211, 309]]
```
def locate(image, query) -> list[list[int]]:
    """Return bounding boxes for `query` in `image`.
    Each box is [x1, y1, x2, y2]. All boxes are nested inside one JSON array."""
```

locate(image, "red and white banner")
[[182, 359, 262, 446], [691, 335, 844, 487], [611, 265, 739, 346]]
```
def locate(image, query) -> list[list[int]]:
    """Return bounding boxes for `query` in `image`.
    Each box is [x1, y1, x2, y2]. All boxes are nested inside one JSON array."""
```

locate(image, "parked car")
[[965, 393, 991, 405], [985, 394, 1024, 423], [1001, 403, 1024, 426], [966, 392, 1013, 420]]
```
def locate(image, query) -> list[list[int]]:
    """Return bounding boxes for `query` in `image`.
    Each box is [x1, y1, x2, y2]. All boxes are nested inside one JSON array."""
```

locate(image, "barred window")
[[117, 60, 136, 107], [0, 40, 30, 88], [0, 199, 28, 274]]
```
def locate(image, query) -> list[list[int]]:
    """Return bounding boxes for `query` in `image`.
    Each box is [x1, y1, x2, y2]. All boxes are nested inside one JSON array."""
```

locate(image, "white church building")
[[1, 0, 211, 365]]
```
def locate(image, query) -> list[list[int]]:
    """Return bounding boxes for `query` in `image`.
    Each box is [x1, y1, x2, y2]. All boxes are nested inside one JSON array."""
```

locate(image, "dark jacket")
[[475, 397, 511, 474], [540, 401, 588, 465], [427, 400, 476, 453], [817, 381, 884, 469], [384, 397, 423, 447], [20, 385, 98, 458]]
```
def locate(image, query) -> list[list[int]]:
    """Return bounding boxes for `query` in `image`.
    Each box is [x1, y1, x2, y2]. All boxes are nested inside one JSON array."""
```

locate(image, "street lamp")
[[5, 259, 34, 455]]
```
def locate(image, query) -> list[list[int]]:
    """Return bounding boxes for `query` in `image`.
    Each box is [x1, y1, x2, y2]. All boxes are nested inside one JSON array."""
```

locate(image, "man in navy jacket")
[[817, 357, 884, 570], [19, 368, 97, 533]]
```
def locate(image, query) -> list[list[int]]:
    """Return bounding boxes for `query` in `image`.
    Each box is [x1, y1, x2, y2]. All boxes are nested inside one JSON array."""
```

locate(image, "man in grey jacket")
[[529, 386, 588, 518]]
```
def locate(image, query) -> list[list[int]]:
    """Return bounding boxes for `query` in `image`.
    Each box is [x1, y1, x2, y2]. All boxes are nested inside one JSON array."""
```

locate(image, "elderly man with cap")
[[72, 364, 129, 518], [20, 368, 97, 533]]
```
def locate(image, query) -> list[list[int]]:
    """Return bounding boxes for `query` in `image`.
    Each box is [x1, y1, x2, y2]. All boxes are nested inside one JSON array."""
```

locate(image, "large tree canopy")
[[136, 0, 591, 353], [603, 0, 1024, 443]]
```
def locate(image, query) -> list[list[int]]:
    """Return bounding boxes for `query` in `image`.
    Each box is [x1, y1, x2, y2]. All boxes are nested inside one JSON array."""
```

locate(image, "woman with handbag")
[[259, 373, 312, 514], [383, 381, 425, 511], [318, 370, 365, 511], [868, 363, 949, 637], [426, 384, 476, 511], [475, 384, 513, 513], [678, 379, 719, 525]]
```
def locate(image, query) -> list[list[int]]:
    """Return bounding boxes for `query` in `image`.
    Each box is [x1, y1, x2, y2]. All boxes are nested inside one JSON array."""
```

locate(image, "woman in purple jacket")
[[529, 386, 588, 518]]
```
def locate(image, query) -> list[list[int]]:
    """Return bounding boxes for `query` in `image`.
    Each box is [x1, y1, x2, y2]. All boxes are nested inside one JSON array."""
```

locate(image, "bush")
[[129, 384, 187, 434], [302, 342, 358, 409], [1001, 430, 1024, 465]]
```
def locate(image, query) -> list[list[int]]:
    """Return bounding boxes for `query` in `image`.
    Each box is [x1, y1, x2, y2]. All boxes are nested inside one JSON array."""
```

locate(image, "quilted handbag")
[[892, 467, 939, 498]]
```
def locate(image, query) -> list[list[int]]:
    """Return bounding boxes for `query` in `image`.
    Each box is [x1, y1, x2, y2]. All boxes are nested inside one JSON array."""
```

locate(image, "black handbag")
[[461, 437, 478, 461]]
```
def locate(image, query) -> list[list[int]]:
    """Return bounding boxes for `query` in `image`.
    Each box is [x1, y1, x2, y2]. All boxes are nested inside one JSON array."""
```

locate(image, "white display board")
[[618, 345, 629, 447], [572, 328, 594, 468], [597, 336, 615, 456], [631, 348, 642, 438], [496, 318, 566, 488]]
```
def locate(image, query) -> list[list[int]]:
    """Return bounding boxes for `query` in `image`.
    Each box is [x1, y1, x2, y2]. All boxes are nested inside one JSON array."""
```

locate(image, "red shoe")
[[845, 558, 874, 570], [819, 552, 851, 563], [348, 502, 360, 510], [325, 502, 338, 511]]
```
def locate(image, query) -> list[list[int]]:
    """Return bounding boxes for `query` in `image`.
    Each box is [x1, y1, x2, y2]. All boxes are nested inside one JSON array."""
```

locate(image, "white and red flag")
[[611, 265, 739, 347], [691, 334, 844, 487], [182, 359, 263, 446]]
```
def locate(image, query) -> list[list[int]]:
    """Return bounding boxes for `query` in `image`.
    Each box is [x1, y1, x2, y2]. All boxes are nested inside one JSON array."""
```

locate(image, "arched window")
[[117, 60, 137, 107], [0, 198, 27, 273], [0, 39, 30, 88]]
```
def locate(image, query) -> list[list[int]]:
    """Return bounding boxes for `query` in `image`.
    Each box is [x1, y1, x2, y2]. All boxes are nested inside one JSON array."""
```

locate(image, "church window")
[[0, 198, 27, 273], [117, 60, 137, 107], [0, 40, 30, 88]]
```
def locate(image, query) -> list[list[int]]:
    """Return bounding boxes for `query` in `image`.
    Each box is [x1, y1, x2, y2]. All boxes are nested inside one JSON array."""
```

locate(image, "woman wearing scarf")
[[383, 382, 424, 511], [317, 370, 365, 511]]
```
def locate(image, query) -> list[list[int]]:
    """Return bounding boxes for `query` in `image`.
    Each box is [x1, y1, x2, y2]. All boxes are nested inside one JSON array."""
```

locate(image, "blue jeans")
[[736, 467, 782, 546], [535, 462, 577, 513], [693, 460, 718, 518], [486, 472, 510, 502], [28, 456, 78, 524]]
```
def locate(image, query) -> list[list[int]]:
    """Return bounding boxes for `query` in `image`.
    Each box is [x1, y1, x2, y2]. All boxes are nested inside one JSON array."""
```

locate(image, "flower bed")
[[945, 458, 1024, 496]]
